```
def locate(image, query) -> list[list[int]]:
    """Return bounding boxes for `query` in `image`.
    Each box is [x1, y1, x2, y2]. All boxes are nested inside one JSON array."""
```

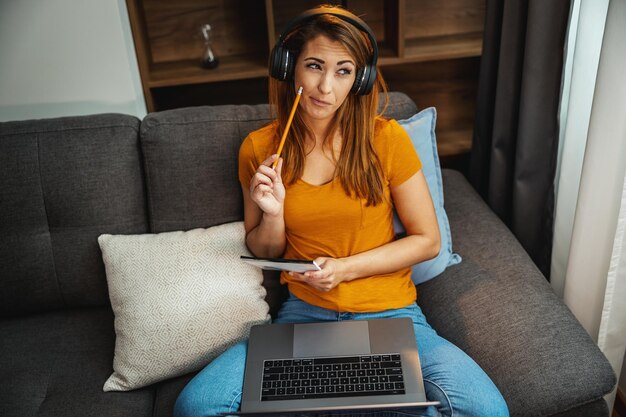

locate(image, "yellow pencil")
[[272, 86, 303, 169]]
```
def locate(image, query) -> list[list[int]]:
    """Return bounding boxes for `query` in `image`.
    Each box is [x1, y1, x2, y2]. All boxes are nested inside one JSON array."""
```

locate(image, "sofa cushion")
[[396, 108, 461, 284], [140, 105, 270, 234], [0, 114, 148, 317], [99, 222, 270, 391], [417, 170, 616, 416], [0, 308, 154, 417]]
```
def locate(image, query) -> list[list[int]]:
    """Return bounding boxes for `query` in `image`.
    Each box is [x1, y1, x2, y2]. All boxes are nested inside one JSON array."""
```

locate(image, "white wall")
[[0, 0, 146, 122]]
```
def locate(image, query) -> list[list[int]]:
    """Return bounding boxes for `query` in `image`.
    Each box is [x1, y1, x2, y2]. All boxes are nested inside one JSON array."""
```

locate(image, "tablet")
[[240, 256, 321, 273]]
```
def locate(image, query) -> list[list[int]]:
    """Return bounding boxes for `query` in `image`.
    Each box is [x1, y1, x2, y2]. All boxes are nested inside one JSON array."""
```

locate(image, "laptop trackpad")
[[293, 321, 371, 358]]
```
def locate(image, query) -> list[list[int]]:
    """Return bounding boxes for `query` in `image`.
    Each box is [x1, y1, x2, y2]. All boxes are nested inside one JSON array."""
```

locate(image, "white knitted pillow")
[[98, 222, 269, 391]]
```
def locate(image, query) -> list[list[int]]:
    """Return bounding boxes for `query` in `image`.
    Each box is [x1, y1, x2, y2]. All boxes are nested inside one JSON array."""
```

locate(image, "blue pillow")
[[395, 107, 461, 285]]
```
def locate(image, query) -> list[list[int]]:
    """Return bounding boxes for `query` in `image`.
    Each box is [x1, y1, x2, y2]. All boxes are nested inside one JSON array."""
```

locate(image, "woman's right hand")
[[249, 154, 285, 217]]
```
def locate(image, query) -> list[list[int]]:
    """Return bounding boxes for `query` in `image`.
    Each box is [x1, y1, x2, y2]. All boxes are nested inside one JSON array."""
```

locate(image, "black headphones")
[[269, 7, 379, 96]]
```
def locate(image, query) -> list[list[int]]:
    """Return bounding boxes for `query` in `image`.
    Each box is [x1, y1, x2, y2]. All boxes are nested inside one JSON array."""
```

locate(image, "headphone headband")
[[276, 8, 379, 66], [269, 7, 378, 96]]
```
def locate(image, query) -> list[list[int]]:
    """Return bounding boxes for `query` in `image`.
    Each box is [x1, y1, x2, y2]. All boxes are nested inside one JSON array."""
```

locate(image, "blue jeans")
[[174, 293, 509, 417]]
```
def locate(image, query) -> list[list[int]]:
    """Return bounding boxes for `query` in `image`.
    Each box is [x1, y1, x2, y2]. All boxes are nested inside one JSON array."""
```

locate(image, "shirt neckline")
[[296, 176, 338, 188]]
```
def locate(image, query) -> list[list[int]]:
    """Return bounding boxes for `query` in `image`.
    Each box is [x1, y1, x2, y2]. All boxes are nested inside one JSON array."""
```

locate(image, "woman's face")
[[293, 35, 356, 126]]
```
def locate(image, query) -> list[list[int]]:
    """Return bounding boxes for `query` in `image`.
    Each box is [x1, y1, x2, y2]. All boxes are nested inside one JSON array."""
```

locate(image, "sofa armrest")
[[417, 170, 615, 416]]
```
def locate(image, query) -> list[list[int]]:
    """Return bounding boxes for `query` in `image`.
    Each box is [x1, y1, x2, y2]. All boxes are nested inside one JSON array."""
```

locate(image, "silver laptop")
[[233, 317, 439, 415]]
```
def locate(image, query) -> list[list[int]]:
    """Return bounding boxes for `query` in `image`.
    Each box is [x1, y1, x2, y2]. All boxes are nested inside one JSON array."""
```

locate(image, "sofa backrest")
[[140, 92, 419, 232], [0, 92, 418, 318], [0, 114, 148, 317], [140, 104, 272, 233]]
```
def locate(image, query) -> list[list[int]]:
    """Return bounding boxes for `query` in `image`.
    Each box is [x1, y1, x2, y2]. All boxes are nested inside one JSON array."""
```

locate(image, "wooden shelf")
[[438, 128, 473, 157], [127, 0, 485, 88], [405, 32, 483, 62], [126, 0, 485, 160], [148, 55, 268, 88], [379, 32, 482, 66]]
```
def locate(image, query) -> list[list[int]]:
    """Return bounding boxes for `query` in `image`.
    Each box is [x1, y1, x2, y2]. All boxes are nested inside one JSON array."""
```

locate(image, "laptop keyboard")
[[261, 354, 405, 401]]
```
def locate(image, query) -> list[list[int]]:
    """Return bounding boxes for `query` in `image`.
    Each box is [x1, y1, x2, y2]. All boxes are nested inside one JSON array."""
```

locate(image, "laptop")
[[233, 317, 439, 415]]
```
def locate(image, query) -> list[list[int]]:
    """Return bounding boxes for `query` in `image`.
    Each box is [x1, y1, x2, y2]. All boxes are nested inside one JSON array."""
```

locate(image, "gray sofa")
[[0, 92, 616, 417]]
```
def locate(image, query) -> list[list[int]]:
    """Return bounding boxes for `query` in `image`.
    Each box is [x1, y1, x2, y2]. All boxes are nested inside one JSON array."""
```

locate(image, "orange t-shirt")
[[238, 117, 422, 312]]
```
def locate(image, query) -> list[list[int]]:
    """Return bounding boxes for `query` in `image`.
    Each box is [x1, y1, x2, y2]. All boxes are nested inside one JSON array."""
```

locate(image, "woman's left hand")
[[289, 257, 347, 292]]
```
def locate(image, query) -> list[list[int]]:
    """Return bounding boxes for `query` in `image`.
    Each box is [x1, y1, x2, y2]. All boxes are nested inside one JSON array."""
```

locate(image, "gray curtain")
[[469, 0, 572, 278]]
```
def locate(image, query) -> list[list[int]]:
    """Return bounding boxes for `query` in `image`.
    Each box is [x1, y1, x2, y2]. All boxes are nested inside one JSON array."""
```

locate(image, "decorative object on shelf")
[[200, 23, 219, 69]]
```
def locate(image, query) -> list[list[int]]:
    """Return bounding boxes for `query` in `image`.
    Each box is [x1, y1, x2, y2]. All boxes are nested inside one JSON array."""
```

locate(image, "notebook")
[[231, 317, 439, 415]]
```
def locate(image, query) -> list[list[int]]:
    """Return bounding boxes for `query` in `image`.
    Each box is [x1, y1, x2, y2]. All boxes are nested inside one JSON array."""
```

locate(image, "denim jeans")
[[174, 293, 509, 417]]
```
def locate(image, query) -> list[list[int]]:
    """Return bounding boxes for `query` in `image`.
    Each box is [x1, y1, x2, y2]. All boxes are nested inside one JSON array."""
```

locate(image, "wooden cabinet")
[[125, 0, 485, 159]]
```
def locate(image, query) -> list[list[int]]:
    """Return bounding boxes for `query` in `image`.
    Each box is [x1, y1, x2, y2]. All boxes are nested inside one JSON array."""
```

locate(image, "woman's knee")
[[173, 341, 248, 417], [484, 390, 509, 417], [174, 383, 243, 417], [417, 335, 508, 417], [461, 387, 509, 417], [173, 385, 206, 417], [424, 376, 508, 417]]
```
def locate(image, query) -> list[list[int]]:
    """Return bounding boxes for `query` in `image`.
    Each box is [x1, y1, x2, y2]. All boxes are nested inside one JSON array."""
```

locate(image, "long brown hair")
[[268, 6, 389, 206]]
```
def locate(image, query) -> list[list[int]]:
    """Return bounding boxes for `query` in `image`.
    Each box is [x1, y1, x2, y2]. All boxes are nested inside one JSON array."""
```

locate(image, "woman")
[[175, 5, 509, 417]]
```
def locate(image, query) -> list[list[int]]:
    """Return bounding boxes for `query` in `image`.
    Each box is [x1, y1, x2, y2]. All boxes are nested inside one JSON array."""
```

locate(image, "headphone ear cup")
[[270, 45, 295, 81], [351, 68, 365, 95], [362, 64, 377, 95], [283, 50, 295, 81], [351, 64, 377, 96], [269, 45, 283, 80]]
